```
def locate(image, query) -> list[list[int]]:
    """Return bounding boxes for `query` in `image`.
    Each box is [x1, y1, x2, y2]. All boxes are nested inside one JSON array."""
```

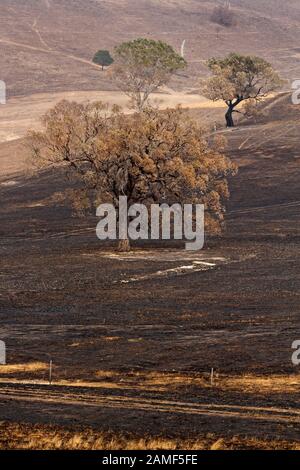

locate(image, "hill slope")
[[1, 0, 300, 96], [0, 92, 299, 444]]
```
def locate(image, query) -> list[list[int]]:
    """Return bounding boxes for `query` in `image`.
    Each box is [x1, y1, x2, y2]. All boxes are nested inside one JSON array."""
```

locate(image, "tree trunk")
[[118, 239, 131, 252], [225, 106, 235, 127]]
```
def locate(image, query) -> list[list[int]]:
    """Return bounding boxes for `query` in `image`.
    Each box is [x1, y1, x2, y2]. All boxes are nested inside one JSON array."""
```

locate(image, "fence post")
[[49, 359, 53, 385], [210, 368, 214, 386]]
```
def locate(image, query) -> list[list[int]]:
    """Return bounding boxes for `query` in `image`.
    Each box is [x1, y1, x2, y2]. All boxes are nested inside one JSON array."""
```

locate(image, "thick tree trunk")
[[118, 239, 131, 252], [225, 106, 235, 127]]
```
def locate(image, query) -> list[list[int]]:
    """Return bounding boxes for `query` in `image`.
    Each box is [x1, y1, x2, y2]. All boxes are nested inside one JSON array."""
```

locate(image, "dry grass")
[[92, 370, 300, 395], [0, 422, 299, 450], [102, 336, 121, 342], [1, 366, 298, 396], [95, 370, 117, 379], [0, 90, 222, 145], [222, 374, 300, 394], [0, 362, 48, 374]]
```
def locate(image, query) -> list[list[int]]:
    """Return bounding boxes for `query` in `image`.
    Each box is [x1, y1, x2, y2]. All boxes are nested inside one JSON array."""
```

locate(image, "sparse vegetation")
[[201, 53, 283, 127], [211, 2, 236, 28], [111, 38, 186, 111]]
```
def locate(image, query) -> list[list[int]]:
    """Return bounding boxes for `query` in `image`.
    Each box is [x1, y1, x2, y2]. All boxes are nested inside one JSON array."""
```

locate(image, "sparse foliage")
[[92, 50, 114, 70], [211, 2, 236, 28], [110, 38, 186, 111], [27, 100, 236, 249], [201, 53, 283, 127], [242, 99, 262, 121]]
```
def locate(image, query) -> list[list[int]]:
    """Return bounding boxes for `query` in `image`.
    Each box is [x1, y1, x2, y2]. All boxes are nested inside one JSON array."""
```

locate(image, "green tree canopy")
[[111, 38, 186, 111], [201, 53, 283, 127], [92, 50, 114, 70]]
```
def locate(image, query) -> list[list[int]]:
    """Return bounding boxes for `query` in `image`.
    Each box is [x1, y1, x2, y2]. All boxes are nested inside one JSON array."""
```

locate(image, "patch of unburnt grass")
[[0, 422, 299, 450]]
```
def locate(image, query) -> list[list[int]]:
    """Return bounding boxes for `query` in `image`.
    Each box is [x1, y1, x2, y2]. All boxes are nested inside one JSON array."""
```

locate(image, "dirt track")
[[0, 382, 299, 424], [0, 37, 101, 69], [0, 380, 298, 441]]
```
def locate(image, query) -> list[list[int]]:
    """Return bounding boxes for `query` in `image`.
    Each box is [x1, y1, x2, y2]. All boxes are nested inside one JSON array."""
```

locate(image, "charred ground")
[[0, 94, 299, 445]]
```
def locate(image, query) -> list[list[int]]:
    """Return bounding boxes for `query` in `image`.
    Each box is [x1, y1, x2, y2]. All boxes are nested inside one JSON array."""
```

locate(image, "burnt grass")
[[0, 98, 299, 442]]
